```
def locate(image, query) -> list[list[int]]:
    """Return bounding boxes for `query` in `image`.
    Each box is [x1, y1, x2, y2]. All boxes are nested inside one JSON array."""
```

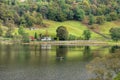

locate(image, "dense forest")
[[0, 0, 120, 28]]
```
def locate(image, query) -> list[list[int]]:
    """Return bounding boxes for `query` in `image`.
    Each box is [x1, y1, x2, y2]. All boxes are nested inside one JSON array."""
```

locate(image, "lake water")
[[0, 44, 119, 80]]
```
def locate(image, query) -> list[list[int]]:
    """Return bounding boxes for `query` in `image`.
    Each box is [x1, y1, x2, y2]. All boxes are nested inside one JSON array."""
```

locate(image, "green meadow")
[[14, 20, 103, 39], [13, 20, 120, 40]]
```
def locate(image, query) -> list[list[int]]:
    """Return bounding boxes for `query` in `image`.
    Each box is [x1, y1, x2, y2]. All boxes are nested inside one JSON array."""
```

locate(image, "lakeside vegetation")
[[0, 0, 120, 42], [1, 0, 120, 80]]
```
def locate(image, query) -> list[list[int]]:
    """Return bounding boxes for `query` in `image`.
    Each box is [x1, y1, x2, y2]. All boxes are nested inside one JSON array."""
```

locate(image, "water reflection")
[[83, 46, 93, 61], [18, 45, 30, 63], [110, 46, 120, 53], [0, 45, 120, 80], [56, 45, 68, 61], [41, 44, 51, 49]]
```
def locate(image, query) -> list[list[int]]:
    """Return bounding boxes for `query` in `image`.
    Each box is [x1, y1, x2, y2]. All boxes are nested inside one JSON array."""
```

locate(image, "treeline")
[[0, 0, 120, 28]]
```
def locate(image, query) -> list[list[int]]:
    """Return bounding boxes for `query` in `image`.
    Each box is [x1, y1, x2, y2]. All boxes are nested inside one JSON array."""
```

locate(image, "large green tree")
[[109, 27, 120, 41], [83, 30, 91, 40], [56, 26, 68, 40], [74, 8, 85, 21]]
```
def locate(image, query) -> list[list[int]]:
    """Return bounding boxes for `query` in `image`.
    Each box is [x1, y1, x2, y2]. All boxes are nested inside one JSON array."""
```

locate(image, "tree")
[[109, 12, 118, 20], [47, 3, 58, 21], [0, 25, 3, 36], [24, 13, 34, 27], [5, 27, 13, 38], [56, 11, 67, 22], [96, 16, 105, 24], [67, 10, 74, 20], [34, 32, 38, 39], [89, 14, 95, 25], [74, 8, 85, 21], [18, 26, 25, 35], [56, 26, 68, 40], [87, 53, 120, 80], [18, 26, 30, 42], [83, 30, 91, 40], [22, 33, 30, 43], [109, 27, 120, 41], [4, 20, 14, 38], [35, 13, 43, 25]]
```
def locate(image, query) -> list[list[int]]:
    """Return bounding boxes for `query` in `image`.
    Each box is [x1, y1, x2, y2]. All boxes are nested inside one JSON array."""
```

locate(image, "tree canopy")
[[109, 27, 120, 41], [56, 26, 68, 40], [83, 30, 91, 40], [0, 0, 120, 28]]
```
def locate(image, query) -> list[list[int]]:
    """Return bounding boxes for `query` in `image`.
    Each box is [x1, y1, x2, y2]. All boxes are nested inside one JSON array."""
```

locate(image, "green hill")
[[20, 20, 120, 40], [90, 20, 120, 38], [15, 20, 105, 40]]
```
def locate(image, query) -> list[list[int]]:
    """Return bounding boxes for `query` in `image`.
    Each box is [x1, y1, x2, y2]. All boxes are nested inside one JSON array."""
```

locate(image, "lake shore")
[[0, 40, 120, 46]]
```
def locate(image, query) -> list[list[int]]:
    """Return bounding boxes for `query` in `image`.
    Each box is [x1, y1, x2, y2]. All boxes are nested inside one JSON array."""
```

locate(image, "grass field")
[[17, 20, 104, 40], [97, 20, 120, 34], [14, 20, 120, 40]]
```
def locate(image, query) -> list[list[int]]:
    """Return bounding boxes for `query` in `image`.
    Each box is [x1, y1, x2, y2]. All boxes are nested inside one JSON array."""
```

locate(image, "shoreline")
[[0, 40, 120, 46]]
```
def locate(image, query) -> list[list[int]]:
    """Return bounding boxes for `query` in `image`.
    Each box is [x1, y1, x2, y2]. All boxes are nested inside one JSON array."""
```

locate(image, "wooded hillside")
[[0, 0, 120, 28]]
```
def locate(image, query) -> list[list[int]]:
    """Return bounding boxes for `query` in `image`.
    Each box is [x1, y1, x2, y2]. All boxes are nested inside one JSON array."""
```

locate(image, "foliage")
[[56, 26, 68, 40], [5, 27, 13, 38], [87, 53, 120, 80], [0, 25, 3, 36], [0, 0, 120, 27], [109, 12, 118, 20], [114, 73, 120, 80], [83, 30, 91, 40], [22, 33, 30, 43], [96, 16, 105, 24], [12, 33, 22, 43], [89, 14, 95, 25], [68, 34, 76, 40], [18, 26, 25, 35], [74, 8, 85, 21], [34, 32, 38, 39], [109, 27, 120, 41]]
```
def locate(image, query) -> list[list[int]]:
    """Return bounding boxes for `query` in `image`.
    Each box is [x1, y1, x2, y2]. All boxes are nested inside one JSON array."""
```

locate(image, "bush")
[[114, 73, 120, 80], [96, 16, 105, 24], [22, 33, 30, 43], [68, 34, 76, 40], [109, 12, 118, 20]]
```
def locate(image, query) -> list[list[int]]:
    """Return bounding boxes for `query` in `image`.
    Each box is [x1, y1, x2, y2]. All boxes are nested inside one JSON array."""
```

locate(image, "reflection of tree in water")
[[16, 45, 31, 62], [4, 45, 12, 63], [56, 45, 68, 61], [83, 46, 93, 61], [110, 46, 120, 53], [23, 45, 30, 59]]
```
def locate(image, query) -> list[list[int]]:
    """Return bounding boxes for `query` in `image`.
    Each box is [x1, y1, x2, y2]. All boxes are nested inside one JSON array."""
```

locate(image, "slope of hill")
[[18, 20, 105, 40], [89, 20, 120, 38]]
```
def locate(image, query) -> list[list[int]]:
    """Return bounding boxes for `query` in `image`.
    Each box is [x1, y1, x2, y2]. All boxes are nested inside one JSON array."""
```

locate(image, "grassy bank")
[[1, 38, 120, 46], [14, 20, 104, 40], [10, 20, 120, 41]]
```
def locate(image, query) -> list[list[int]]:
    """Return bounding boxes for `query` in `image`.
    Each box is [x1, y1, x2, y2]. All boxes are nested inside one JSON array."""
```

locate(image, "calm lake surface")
[[0, 44, 119, 80]]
